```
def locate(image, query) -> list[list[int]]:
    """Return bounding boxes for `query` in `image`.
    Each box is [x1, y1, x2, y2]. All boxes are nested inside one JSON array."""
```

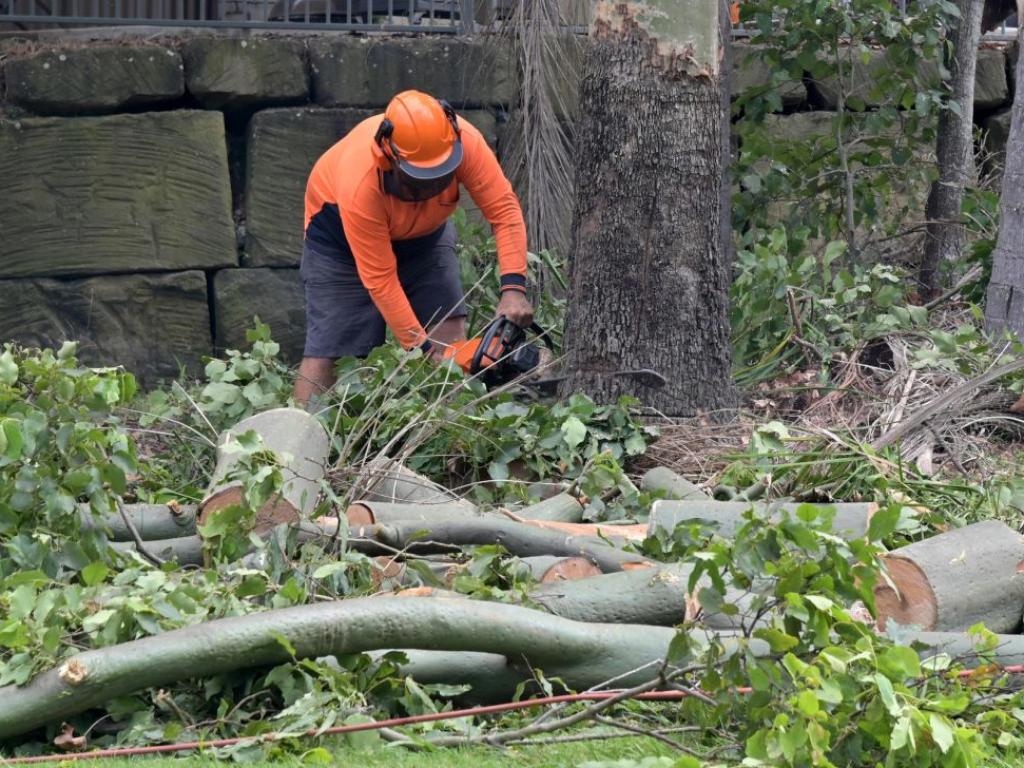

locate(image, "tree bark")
[[919, 0, 985, 300], [354, 458, 477, 511], [199, 407, 330, 532], [517, 492, 586, 522], [874, 519, 1024, 633], [371, 518, 654, 572], [0, 597, 763, 741], [985, 23, 1024, 340], [79, 503, 197, 541], [648, 499, 877, 540], [639, 467, 709, 501], [559, 0, 737, 416]]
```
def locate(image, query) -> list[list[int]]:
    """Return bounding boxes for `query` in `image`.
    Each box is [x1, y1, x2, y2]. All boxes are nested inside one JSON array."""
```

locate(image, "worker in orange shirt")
[[295, 90, 534, 405]]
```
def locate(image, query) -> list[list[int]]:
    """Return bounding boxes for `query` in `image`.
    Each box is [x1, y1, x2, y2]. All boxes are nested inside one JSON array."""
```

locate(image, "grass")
[[75, 737, 676, 767]]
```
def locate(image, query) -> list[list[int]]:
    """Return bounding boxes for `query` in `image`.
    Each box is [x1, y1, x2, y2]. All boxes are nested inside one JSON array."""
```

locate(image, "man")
[[294, 90, 534, 405]]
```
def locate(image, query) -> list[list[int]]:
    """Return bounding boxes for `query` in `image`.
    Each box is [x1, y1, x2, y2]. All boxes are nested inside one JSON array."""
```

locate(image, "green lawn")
[[78, 739, 675, 768]]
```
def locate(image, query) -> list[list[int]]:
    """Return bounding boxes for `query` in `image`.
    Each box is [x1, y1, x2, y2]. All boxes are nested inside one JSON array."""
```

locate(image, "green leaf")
[[560, 416, 587, 449], [875, 673, 901, 717], [312, 562, 346, 579], [755, 627, 799, 653], [81, 561, 109, 587], [2, 421, 23, 460], [868, 503, 901, 542], [878, 645, 921, 680], [0, 350, 18, 386], [929, 713, 954, 753]]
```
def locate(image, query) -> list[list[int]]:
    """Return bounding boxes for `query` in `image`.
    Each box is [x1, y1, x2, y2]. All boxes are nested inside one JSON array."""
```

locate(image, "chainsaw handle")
[[469, 315, 514, 375]]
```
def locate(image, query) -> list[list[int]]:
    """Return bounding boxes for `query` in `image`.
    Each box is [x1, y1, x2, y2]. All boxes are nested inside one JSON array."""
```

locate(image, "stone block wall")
[[0, 33, 1016, 385], [0, 33, 513, 384]]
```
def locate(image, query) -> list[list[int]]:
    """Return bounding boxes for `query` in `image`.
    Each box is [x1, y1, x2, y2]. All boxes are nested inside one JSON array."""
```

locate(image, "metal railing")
[[0, 0, 1016, 39], [0, 0, 488, 31]]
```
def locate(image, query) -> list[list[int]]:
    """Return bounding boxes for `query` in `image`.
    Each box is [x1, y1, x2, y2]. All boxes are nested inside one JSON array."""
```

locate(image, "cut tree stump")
[[640, 467, 709, 501], [649, 500, 877, 540], [874, 519, 1024, 633], [79, 503, 197, 541], [199, 407, 330, 533], [0, 597, 766, 740], [516, 555, 603, 582], [354, 457, 477, 510]]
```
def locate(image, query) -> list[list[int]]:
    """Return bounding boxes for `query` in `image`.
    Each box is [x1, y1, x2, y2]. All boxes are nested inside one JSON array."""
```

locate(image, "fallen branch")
[[113, 499, 164, 567], [369, 518, 656, 572], [0, 597, 760, 740], [639, 467, 709, 501], [871, 356, 1024, 450]]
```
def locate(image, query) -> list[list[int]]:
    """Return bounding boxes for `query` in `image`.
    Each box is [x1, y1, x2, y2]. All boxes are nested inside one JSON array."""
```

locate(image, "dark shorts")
[[301, 221, 467, 358]]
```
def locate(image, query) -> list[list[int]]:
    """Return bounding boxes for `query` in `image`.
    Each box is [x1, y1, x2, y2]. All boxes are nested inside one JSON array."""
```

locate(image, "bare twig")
[[114, 498, 165, 567]]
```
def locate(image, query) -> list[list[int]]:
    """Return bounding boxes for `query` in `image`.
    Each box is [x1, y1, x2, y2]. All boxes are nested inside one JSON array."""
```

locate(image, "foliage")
[[734, 0, 956, 249], [452, 208, 567, 347], [731, 227, 930, 383], [0, 342, 137, 580], [642, 505, 1024, 767]]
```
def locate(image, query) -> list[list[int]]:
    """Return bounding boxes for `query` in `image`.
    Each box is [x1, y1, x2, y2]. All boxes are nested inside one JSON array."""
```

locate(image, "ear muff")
[[374, 117, 399, 163]]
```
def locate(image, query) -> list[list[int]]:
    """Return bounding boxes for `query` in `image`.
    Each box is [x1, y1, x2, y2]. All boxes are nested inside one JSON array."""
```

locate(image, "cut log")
[[649, 500, 877, 540], [515, 518, 649, 542], [515, 555, 603, 583], [516, 493, 586, 523], [79, 503, 197, 541], [200, 408, 331, 533], [354, 457, 476, 510], [874, 520, 1024, 633], [109, 535, 204, 566], [640, 467, 709, 501], [529, 564, 691, 625], [370, 518, 655, 572], [0, 597, 767, 740], [347, 501, 486, 526]]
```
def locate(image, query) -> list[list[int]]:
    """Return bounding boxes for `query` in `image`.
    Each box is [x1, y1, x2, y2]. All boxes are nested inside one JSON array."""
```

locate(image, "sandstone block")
[[182, 37, 308, 109], [212, 268, 305, 363], [245, 106, 497, 267], [732, 43, 806, 108], [2, 45, 184, 114], [974, 47, 1009, 111], [0, 271, 211, 384], [310, 36, 515, 108], [982, 107, 1012, 172], [0, 111, 236, 278]]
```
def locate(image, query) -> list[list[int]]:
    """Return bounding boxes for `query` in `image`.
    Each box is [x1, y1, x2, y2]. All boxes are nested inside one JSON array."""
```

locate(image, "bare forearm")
[[293, 357, 337, 406]]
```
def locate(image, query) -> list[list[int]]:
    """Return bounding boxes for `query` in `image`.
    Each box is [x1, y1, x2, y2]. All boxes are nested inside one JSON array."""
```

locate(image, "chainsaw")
[[446, 316, 667, 396]]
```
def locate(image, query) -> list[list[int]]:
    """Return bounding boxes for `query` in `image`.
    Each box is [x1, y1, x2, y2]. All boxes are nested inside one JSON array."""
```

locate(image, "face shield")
[[375, 98, 463, 203]]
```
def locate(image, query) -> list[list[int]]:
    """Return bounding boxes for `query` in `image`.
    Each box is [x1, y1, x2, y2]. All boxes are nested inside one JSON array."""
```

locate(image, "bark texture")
[[874, 519, 1024, 633], [559, 0, 737, 415], [200, 408, 330, 532], [985, 24, 1024, 341], [648, 500, 876, 540], [640, 467, 709, 501], [372, 518, 654, 572], [354, 458, 478, 510], [919, 0, 984, 299], [517, 492, 586, 522], [79, 503, 197, 541], [0, 597, 766, 740]]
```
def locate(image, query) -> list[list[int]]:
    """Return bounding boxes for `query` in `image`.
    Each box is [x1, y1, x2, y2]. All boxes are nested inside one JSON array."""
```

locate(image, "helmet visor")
[[383, 167, 457, 202]]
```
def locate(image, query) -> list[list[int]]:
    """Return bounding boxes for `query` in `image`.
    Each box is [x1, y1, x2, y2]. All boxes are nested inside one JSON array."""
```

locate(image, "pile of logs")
[[5, 406, 1024, 742]]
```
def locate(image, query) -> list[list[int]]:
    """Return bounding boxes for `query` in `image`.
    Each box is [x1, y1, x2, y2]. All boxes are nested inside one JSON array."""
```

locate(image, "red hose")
[[2, 664, 1020, 764]]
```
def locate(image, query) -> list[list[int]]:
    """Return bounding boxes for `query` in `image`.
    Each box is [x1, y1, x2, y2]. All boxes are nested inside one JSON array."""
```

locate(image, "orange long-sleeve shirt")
[[304, 114, 528, 350]]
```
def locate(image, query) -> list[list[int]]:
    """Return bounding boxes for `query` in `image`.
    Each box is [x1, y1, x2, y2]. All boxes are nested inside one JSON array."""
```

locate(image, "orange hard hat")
[[377, 90, 463, 181]]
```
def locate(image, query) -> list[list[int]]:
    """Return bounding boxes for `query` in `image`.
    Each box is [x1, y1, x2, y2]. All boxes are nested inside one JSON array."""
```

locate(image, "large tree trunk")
[[919, 0, 984, 300], [985, 23, 1024, 340], [559, 0, 737, 415]]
